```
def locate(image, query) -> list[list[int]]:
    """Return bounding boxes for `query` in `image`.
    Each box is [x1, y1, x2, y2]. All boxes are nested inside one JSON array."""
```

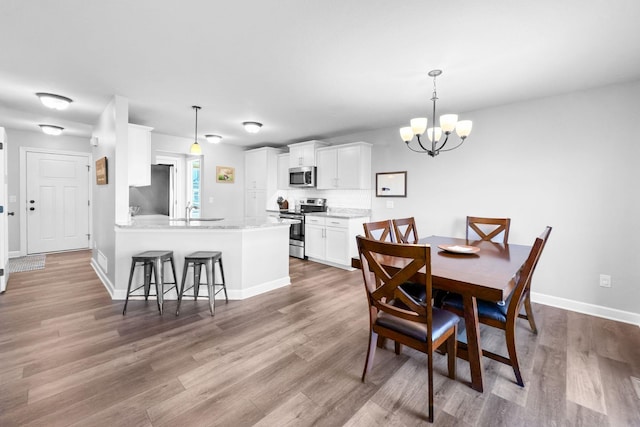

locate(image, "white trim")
[[91, 258, 114, 298], [531, 291, 640, 327], [8, 251, 21, 258], [19, 147, 93, 256], [306, 257, 355, 271]]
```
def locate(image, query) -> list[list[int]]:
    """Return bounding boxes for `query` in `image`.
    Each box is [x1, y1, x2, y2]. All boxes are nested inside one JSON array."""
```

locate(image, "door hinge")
[[86, 165, 90, 171], [86, 233, 91, 240], [0, 205, 3, 213], [0, 268, 4, 276], [88, 200, 90, 206], [0, 142, 3, 150]]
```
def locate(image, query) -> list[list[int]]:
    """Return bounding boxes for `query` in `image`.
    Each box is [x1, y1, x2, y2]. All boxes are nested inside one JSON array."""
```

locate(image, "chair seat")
[[442, 292, 513, 324], [400, 281, 427, 303], [376, 307, 459, 343]]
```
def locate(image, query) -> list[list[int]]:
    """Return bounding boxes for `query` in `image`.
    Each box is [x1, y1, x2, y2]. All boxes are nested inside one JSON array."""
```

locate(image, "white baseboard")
[[8, 251, 21, 258], [306, 257, 355, 271], [531, 291, 640, 327], [91, 258, 115, 298]]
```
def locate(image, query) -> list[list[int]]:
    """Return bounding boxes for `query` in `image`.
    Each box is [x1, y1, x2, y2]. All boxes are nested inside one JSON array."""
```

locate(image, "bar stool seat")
[[122, 250, 178, 315], [176, 251, 228, 316]]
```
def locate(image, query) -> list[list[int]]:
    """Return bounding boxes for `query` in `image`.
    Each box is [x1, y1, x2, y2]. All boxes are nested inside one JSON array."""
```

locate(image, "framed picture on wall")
[[376, 171, 406, 197], [96, 157, 108, 185], [216, 166, 235, 183]]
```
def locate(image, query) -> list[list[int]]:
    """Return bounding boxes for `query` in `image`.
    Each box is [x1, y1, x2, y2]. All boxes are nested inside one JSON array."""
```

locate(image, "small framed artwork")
[[216, 166, 235, 183], [376, 171, 407, 197], [96, 157, 108, 185]]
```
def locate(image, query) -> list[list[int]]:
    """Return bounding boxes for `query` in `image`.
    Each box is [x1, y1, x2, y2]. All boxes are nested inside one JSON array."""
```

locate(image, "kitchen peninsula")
[[112, 216, 298, 301]]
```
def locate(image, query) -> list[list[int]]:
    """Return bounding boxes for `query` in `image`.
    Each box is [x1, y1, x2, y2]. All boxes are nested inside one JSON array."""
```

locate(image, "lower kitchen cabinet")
[[305, 215, 369, 269]]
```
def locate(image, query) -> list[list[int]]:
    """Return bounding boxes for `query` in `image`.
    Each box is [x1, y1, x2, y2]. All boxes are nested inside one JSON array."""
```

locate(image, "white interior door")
[[26, 151, 90, 254], [0, 128, 8, 292]]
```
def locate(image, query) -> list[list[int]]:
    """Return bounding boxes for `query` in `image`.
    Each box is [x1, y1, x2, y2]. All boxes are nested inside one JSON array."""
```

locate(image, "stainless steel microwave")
[[289, 166, 316, 187]]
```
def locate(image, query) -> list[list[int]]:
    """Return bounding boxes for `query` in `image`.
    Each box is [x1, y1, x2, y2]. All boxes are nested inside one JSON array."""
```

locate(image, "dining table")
[[352, 235, 532, 393]]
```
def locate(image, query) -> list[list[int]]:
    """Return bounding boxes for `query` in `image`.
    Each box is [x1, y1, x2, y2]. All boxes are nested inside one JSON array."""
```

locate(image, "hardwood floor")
[[1, 250, 639, 426]]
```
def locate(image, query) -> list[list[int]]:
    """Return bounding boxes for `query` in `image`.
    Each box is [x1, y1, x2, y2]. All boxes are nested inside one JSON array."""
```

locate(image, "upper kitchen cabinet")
[[245, 147, 282, 190], [316, 142, 372, 190], [288, 140, 327, 167], [277, 153, 290, 190], [128, 124, 154, 187]]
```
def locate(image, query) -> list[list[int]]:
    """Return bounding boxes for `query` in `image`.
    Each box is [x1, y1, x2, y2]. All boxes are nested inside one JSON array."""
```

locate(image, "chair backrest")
[[466, 216, 511, 244], [356, 235, 432, 335], [507, 226, 552, 318], [392, 217, 419, 244], [363, 220, 395, 243]]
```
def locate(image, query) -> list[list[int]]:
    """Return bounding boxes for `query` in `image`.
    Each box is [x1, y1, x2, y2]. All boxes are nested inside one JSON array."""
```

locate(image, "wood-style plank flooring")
[[1, 250, 639, 426]]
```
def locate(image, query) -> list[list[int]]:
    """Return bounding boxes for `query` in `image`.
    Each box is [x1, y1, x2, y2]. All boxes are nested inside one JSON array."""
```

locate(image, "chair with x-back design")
[[357, 236, 459, 423], [466, 216, 511, 245], [392, 217, 419, 244]]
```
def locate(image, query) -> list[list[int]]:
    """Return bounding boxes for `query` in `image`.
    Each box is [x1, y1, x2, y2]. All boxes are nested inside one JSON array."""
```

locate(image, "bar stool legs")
[[176, 251, 228, 316], [123, 251, 178, 315]]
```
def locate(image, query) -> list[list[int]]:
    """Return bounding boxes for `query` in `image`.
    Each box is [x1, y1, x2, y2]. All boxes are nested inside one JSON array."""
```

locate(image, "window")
[[187, 158, 201, 218]]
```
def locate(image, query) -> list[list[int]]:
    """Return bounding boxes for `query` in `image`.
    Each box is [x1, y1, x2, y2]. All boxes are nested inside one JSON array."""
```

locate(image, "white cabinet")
[[245, 189, 267, 218], [305, 215, 369, 269], [288, 140, 327, 167], [277, 153, 290, 190], [128, 124, 153, 187], [244, 147, 282, 216], [316, 142, 371, 190]]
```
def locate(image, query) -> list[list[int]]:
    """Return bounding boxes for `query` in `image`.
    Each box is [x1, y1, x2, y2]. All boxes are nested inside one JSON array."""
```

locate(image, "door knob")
[[29, 207, 35, 211], [30, 200, 35, 204]]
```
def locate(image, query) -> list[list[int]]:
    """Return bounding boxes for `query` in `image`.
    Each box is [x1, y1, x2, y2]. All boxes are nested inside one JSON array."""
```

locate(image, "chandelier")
[[400, 70, 472, 157]]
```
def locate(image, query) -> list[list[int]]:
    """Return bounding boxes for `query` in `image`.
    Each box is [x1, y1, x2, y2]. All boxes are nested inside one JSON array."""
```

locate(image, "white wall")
[[5, 129, 92, 253], [150, 133, 246, 219], [91, 95, 128, 285], [326, 80, 640, 320]]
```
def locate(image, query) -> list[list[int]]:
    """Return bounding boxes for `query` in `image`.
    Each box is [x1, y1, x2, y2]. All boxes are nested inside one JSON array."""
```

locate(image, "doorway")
[[22, 149, 91, 254]]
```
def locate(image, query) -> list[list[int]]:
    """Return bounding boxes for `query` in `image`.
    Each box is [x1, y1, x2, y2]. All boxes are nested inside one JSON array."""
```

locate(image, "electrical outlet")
[[386, 201, 394, 208], [599, 274, 611, 288]]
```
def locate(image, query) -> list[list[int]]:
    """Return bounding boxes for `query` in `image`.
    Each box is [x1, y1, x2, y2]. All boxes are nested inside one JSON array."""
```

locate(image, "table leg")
[[462, 294, 483, 392]]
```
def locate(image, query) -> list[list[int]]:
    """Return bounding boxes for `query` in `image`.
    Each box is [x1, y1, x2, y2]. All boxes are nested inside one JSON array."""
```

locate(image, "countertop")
[[116, 216, 300, 230], [266, 209, 370, 219]]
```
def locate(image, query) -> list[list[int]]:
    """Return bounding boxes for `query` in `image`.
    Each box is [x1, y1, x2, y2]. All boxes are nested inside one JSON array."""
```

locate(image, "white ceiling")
[[1, 0, 639, 148]]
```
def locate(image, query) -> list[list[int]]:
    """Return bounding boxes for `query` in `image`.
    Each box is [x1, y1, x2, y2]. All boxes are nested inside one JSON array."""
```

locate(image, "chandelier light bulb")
[[440, 114, 458, 133], [410, 118, 428, 136], [426, 127, 442, 143], [36, 93, 73, 110], [455, 120, 473, 139], [400, 127, 414, 142]]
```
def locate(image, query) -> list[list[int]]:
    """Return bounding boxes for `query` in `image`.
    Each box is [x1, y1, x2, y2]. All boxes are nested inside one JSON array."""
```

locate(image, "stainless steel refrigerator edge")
[[129, 164, 174, 216]]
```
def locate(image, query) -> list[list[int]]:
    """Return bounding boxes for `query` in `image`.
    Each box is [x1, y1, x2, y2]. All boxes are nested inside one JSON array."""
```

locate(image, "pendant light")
[[190, 106, 202, 155]]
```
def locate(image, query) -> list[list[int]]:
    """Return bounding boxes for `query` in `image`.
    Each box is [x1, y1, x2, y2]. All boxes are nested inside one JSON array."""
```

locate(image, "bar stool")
[[122, 250, 178, 315], [176, 251, 228, 316]]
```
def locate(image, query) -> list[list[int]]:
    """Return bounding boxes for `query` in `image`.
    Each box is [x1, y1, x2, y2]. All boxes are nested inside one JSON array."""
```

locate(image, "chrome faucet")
[[186, 201, 196, 222]]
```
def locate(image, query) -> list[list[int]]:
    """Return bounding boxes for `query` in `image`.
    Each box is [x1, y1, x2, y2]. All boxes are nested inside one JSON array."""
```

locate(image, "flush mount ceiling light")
[[190, 106, 202, 155], [36, 92, 73, 110], [39, 124, 64, 136], [242, 121, 262, 134], [399, 70, 473, 157], [205, 134, 222, 144]]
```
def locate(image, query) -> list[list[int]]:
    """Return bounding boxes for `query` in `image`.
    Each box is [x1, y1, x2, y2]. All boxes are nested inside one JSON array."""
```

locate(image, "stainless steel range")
[[279, 198, 327, 259]]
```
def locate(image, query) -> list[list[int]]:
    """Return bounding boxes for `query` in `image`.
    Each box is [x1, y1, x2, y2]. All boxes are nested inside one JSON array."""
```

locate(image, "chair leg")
[[217, 257, 228, 302], [153, 259, 163, 315], [193, 264, 202, 299], [376, 335, 386, 349], [206, 259, 215, 316], [123, 260, 137, 315], [506, 323, 524, 387], [523, 292, 538, 334], [143, 262, 152, 300], [447, 325, 457, 380], [394, 341, 402, 355], [362, 330, 378, 382], [427, 342, 434, 423], [176, 260, 190, 316]]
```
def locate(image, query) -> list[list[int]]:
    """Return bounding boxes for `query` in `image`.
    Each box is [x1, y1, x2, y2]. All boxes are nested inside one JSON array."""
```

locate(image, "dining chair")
[[441, 226, 552, 387], [466, 216, 511, 245], [363, 219, 395, 242], [357, 236, 459, 423], [392, 217, 419, 244]]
